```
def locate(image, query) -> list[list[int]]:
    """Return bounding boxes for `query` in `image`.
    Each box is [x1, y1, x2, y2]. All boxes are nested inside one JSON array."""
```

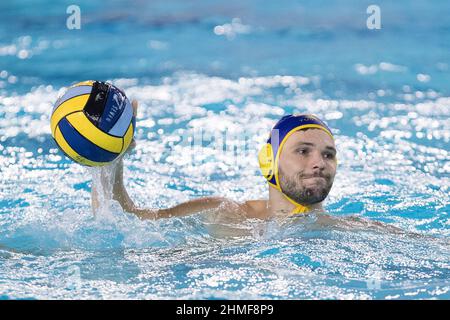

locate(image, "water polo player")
[[92, 101, 338, 220]]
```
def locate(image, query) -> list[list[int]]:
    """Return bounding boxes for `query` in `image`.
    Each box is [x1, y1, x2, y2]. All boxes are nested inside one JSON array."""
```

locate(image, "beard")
[[278, 167, 334, 206]]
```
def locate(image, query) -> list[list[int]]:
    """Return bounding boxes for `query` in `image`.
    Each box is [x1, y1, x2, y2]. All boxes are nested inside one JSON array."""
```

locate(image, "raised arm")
[[91, 100, 244, 220], [91, 156, 239, 220], [116, 158, 238, 218]]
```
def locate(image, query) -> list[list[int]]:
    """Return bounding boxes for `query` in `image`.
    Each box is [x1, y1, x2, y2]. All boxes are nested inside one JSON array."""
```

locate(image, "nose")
[[310, 150, 325, 172]]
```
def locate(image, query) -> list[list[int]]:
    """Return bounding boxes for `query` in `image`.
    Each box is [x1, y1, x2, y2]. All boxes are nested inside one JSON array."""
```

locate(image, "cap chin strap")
[[281, 192, 310, 215]]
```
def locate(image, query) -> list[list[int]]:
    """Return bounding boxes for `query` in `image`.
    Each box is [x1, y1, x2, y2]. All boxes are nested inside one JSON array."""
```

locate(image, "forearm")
[[89, 158, 152, 218], [114, 183, 229, 219], [112, 159, 224, 218], [92, 159, 232, 220], [112, 185, 158, 220], [113, 180, 232, 219], [110, 161, 159, 219], [157, 197, 231, 218]]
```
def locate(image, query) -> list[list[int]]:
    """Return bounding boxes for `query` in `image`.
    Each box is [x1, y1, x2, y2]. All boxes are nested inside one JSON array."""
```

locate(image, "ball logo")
[[95, 92, 105, 102], [104, 93, 124, 124], [113, 93, 121, 106]]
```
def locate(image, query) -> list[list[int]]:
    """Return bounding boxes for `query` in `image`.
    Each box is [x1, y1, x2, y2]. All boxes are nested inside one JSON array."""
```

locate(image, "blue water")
[[0, 0, 449, 299]]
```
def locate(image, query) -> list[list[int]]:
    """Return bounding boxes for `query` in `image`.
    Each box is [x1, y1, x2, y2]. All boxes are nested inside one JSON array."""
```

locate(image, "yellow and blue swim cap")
[[258, 114, 334, 214]]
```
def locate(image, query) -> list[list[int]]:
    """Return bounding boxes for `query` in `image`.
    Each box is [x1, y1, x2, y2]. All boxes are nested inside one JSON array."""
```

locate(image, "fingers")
[[127, 99, 138, 153], [131, 99, 138, 117]]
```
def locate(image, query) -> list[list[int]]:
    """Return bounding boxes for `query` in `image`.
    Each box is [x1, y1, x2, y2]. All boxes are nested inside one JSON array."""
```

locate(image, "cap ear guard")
[[258, 143, 274, 181]]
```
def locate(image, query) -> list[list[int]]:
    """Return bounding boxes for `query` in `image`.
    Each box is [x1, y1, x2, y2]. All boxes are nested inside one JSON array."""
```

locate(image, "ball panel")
[[108, 99, 133, 136], [83, 81, 110, 125], [54, 124, 109, 167], [50, 94, 90, 136], [66, 111, 123, 153], [53, 85, 92, 113], [122, 122, 134, 153], [58, 117, 119, 163], [73, 80, 95, 87]]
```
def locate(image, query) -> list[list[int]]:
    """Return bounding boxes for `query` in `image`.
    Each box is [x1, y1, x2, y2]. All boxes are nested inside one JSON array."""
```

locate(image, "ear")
[[258, 143, 274, 180]]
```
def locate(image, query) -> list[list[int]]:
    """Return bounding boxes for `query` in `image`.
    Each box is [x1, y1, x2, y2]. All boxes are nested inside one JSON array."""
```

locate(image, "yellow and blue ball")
[[50, 80, 135, 166]]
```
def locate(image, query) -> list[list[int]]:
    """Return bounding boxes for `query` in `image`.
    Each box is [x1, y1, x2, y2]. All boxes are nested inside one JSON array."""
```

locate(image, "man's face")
[[278, 129, 337, 206]]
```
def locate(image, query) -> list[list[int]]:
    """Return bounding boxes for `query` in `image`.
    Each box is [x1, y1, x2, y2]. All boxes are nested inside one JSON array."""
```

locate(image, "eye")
[[323, 152, 335, 159], [296, 148, 309, 155]]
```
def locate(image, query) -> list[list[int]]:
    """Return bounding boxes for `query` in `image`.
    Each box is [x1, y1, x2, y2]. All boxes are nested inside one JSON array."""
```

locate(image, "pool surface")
[[0, 0, 449, 299]]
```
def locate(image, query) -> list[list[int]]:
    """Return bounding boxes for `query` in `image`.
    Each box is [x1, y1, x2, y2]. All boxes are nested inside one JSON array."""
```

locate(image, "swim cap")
[[258, 114, 334, 214]]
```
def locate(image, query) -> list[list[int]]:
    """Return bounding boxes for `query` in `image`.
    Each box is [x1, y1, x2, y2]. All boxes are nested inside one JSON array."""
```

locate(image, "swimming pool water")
[[0, 0, 449, 299]]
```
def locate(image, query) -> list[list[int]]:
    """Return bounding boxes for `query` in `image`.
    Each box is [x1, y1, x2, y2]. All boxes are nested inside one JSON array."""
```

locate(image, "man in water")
[[91, 101, 402, 233]]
